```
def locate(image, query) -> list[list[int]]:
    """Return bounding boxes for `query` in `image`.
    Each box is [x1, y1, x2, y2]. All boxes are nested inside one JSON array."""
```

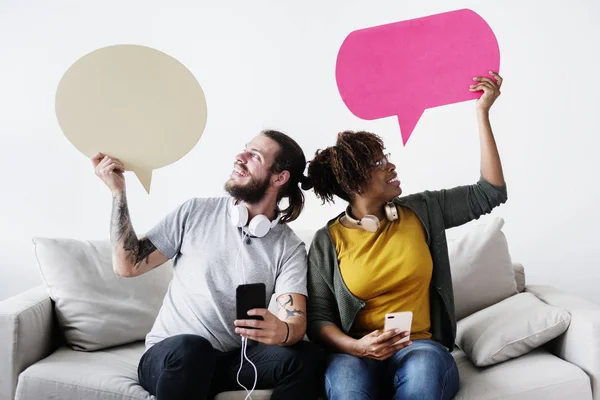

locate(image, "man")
[[92, 130, 319, 400]]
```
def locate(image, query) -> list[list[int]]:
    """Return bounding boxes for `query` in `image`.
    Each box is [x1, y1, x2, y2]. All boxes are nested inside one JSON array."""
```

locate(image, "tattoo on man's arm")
[[111, 196, 129, 243], [110, 195, 153, 265], [136, 238, 157, 264], [277, 295, 306, 319]]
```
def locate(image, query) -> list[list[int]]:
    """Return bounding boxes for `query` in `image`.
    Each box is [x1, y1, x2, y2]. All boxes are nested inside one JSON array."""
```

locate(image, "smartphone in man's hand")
[[236, 283, 266, 329]]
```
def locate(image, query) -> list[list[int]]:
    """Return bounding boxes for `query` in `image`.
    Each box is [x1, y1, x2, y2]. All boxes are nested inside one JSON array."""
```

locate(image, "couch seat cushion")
[[16, 342, 152, 400], [16, 343, 591, 400], [15, 342, 275, 400], [453, 348, 591, 400]]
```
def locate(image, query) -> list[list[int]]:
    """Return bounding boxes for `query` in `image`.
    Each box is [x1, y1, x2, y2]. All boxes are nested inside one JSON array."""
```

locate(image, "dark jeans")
[[324, 340, 459, 400], [138, 334, 320, 400]]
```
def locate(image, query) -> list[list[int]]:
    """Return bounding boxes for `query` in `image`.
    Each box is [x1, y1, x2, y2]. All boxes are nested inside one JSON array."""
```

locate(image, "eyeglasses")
[[374, 153, 392, 170]]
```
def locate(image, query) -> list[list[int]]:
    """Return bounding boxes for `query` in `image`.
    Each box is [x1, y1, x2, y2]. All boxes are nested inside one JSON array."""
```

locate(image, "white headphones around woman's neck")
[[340, 202, 399, 233], [229, 199, 281, 238]]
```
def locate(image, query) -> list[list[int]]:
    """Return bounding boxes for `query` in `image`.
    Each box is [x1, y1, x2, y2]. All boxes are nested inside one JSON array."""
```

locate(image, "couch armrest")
[[0, 285, 55, 400], [526, 285, 600, 400]]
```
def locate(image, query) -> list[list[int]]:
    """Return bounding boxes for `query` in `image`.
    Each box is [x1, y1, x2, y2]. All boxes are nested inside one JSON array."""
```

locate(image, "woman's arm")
[[425, 72, 507, 230], [306, 229, 343, 340], [320, 324, 411, 360], [471, 71, 505, 186], [319, 324, 360, 354]]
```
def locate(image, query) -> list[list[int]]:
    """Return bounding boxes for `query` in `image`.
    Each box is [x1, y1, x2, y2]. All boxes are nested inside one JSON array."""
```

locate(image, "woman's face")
[[360, 152, 402, 202]]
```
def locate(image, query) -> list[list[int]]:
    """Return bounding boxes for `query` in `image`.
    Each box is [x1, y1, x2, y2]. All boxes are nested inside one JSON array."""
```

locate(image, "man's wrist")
[[280, 321, 290, 344]]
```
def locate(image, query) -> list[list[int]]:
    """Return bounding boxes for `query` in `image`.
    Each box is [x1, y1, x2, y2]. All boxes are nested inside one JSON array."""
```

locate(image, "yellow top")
[[329, 206, 433, 340]]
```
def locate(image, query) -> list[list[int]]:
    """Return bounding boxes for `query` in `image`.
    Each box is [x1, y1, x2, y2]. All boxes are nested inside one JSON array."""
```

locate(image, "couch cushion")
[[456, 292, 571, 367], [16, 343, 591, 400], [214, 389, 273, 400], [448, 217, 517, 320], [453, 348, 591, 400], [456, 293, 571, 367], [14, 342, 275, 400], [32, 237, 172, 351], [16, 342, 152, 400], [513, 263, 526, 292]]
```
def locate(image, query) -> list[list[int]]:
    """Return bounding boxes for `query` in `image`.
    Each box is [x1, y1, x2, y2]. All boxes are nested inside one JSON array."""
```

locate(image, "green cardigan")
[[306, 178, 508, 350]]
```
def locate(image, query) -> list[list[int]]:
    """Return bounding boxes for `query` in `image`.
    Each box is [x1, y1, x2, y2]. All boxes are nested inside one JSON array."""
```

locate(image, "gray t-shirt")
[[145, 197, 308, 352]]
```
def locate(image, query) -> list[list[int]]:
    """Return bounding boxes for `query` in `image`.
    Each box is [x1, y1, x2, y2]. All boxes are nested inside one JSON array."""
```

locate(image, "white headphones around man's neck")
[[230, 199, 281, 238], [340, 202, 399, 233]]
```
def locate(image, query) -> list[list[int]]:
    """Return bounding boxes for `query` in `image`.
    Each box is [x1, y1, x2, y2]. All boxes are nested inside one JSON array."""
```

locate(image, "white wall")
[[1, 0, 599, 303]]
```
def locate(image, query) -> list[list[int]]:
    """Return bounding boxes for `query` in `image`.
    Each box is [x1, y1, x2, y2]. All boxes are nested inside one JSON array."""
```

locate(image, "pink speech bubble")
[[336, 9, 500, 145]]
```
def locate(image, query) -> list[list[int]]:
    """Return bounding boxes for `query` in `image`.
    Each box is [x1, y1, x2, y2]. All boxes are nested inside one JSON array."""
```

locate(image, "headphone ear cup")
[[340, 215, 360, 230], [342, 206, 380, 232], [385, 202, 399, 222], [360, 216, 380, 233], [230, 204, 249, 227], [248, 214, 272, 237], [343, 206, 361, 227]]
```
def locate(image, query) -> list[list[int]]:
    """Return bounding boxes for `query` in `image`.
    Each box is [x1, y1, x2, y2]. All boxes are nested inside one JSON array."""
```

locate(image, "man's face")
[[224, 134, 281, 204]]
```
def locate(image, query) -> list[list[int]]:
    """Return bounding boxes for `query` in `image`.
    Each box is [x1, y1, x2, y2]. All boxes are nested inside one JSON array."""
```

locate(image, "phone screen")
[[236, 283, 267, 327]]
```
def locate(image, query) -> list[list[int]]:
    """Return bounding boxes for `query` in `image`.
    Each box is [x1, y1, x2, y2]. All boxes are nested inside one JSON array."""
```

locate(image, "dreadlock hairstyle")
[[306, 130, 385, 204]]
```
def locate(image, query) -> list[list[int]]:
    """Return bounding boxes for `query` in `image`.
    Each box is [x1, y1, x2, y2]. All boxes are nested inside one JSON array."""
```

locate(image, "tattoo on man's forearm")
[[111, 195, 130, 243], [277, 295, 306, 319], [110, 195, 148, 265], [111, 196, 129, 243]]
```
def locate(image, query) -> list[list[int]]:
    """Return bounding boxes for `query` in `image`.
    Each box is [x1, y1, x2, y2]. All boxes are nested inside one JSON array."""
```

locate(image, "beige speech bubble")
[[56, 44, 207, 193]]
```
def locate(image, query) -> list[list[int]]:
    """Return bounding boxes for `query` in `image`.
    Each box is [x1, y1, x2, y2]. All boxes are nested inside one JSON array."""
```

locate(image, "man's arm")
[[234, 242, 308, 346], [110, 192, 169, 277], [275, 293, 307, 346], [92, 152, 169, 277], [234, 293, 306, 346]]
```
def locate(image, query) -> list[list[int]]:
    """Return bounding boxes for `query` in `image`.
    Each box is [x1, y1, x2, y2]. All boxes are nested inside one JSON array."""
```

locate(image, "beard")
[[224, 173, 271, 204]]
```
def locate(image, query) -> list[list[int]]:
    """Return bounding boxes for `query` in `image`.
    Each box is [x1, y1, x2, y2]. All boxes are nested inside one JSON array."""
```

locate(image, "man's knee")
[[166, 334, 215, 368], [268, 340, 321, 380]]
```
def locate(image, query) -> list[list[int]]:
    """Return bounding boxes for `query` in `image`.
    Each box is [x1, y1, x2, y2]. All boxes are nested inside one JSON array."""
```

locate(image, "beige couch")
[[2, 269, 599, 400], [2, 225, 600, 400]]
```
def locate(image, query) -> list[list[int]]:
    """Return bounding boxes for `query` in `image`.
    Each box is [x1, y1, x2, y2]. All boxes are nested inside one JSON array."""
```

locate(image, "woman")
[[305, 72, 507, 400]]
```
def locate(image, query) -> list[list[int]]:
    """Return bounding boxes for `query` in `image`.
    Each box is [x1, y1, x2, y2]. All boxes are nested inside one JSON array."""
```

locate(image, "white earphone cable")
[[235, 227, 257, 399], [236, 337, 258, 400], [238, 228, 248, 285]]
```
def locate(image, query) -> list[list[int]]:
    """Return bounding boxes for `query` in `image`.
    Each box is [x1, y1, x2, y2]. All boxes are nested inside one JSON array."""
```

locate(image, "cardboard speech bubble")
[[56, 44, 207, 193], [336, 9, 500, 145]]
